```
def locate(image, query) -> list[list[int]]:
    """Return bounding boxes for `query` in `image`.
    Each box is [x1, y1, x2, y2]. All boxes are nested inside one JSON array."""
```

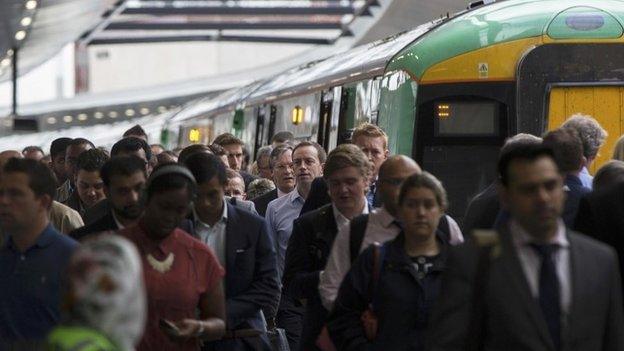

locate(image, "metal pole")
[[11, 47, 17, 116]]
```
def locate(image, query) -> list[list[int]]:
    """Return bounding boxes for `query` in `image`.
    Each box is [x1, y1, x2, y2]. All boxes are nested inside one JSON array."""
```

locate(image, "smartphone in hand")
[[159, 319, 181, 337]]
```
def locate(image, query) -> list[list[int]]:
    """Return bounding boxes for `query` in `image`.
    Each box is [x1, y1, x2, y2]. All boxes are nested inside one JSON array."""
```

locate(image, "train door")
[[267, 104, 277, 142], [517, 43, 624, 173], [415, 83, 514, 221], [253, 105, 268, 159], [317, 89, 334, 150], [547, 86, 624, 173]]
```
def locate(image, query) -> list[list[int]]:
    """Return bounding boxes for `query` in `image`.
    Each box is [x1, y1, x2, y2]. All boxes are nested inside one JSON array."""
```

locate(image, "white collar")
[[194, 198, 228, 227], [332, 199, 369, 224]]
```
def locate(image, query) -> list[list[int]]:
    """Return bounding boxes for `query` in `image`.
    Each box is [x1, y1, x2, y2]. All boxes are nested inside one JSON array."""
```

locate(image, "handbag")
[[316, 243, 384, 350]]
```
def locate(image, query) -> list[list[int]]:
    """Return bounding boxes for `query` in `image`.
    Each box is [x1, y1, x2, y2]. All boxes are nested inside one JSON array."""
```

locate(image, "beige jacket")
[[50, 201, 84, 234]]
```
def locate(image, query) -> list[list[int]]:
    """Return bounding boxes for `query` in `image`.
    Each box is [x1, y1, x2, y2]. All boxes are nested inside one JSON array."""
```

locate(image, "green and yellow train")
[[169, 0, 624, 219]]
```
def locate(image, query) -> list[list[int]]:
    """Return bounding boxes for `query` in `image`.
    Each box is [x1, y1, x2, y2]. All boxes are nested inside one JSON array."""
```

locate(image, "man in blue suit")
[[183, 152, 280, 351]]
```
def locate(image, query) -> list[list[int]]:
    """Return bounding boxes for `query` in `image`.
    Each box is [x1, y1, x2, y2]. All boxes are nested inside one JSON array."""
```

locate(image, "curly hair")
[[562, 114, 607, 159]]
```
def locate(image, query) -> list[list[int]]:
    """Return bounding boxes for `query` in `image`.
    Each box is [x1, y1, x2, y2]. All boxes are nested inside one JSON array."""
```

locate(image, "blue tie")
[[366, 183, 376, 207], [530, 243, 561, 351]]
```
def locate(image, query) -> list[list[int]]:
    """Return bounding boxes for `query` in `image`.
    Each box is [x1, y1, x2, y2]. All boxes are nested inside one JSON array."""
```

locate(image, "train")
[[166, 0, 624, 219]]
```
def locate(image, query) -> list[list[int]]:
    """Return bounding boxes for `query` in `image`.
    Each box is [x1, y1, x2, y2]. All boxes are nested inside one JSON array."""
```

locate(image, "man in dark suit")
[[184, 152, 280, 351], [282, 144, 372, 351], [428, 144, 624, 351], [70, 156, 147, 241], [252, 145, 295, 217], [351, 123, 389, 208], [213, 133, 258, 190]]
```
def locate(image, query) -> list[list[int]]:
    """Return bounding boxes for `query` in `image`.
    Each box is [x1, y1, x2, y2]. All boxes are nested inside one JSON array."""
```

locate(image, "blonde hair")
[[323, 144, 372, 180], [352, 123, 388, 150], [613, 135, 624, 162]]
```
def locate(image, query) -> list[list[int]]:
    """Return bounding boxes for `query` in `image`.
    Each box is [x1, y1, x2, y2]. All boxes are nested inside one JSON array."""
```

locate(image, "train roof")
[[170, 20, 440, 124], [387, 0, 624, 78]]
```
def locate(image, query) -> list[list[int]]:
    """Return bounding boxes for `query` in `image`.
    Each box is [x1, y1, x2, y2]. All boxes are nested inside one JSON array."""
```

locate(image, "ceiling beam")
[[89, 34, 335, 45], [122, 5, 368, 16], [105, 21, 345, 31]]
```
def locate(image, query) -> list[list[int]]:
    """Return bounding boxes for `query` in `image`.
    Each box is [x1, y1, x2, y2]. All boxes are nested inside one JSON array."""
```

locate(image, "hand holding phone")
[[159, 319, 181, 338]]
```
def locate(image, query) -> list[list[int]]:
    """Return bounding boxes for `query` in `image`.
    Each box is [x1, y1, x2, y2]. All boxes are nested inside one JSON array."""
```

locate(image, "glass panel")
[[377, 70, 418, 155]]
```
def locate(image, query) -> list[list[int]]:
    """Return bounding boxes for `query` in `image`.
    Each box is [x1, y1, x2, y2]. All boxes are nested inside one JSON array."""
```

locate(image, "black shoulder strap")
[[349, 214, 370, 263], [436, 215, 451, 243]]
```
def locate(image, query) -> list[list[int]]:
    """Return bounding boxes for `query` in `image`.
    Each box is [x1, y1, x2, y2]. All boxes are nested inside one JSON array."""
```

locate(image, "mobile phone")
[[159, 319, 181, 336]]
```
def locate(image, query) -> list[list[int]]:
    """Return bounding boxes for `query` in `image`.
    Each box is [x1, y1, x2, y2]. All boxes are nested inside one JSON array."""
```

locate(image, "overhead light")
[[125, 109, 135, 117], [108, 111, 118, 118], [47, 117, 57, 124], [20, 17, 32, 27], [7, 49, 14, 57], [63, 115, 73, 123], [140, 107, 150, 115], [1, 59, 11, 67], [78, 113, 88, 121], [94, 111, 104, 119], [15, 31, 26, 41], [158, 106, 167, 113], [25, 0, 37, 10]]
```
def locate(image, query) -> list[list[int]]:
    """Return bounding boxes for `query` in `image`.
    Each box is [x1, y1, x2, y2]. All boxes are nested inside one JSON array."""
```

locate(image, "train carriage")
[[172, 0, 624, 220]]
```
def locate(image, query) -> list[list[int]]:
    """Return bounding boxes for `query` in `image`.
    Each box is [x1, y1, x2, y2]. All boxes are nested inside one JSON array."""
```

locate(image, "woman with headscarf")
[[47, 234, 146, 351]]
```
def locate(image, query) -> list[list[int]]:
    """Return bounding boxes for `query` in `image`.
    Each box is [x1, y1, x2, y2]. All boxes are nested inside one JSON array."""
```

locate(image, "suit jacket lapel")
[[498, 225, 556, 350], [225, 202, 240, 277], [564, 231, 585, 350]]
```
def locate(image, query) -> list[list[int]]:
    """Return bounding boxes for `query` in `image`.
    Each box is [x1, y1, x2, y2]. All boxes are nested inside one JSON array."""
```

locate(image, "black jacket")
[[241, 171, 258, 191], [328, 233, 447, 351], [252, 189, 277, 217], [191, 203, 280, 351], [283, 204, 338, 351], [69, 210, 119, 241], [462, 182, 499, 238]]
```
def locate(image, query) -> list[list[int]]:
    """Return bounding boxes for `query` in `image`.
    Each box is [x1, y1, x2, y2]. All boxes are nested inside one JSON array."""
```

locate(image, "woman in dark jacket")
[[327, 172, 451, 351]]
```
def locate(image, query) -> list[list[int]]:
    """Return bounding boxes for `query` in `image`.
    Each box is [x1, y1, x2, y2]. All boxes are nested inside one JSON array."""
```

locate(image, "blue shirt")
[[0, 224, 78, 341], [266, 189, 305, 279], [579, 166, 593, 189]]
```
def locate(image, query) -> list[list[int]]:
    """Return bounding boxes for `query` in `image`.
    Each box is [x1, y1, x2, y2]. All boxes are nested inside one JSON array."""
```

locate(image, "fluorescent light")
[[15, 31, 26, 41], [47, 117, 57, 124], [25, 1, 37, 10], [63, 115, 73, 123], [20, 17, 32, 26]]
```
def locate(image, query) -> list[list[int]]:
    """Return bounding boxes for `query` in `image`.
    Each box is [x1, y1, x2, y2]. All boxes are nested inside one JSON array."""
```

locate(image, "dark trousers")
[[202, 334, 272, 351], [276, 294, 304, 351]]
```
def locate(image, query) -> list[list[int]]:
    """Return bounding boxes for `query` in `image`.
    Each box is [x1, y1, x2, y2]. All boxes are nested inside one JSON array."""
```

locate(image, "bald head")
[[0, 150, 23, 168], [377, 155, 421, 215], [378, 155, 421, 180]]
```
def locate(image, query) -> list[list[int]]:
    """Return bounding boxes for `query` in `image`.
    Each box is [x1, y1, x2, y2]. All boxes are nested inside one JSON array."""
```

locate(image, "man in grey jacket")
[[428, 144, 624, 351]]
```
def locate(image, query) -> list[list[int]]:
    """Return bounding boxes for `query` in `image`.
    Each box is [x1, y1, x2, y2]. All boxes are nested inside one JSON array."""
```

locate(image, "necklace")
[[146, 252, 175, 273]]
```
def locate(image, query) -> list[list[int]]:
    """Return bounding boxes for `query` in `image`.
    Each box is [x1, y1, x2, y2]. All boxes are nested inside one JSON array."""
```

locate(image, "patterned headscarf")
[[64, 233, 146, 350]]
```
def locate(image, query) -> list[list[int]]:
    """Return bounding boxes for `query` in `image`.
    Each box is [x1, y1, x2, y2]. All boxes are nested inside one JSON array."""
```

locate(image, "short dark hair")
[[4, 158, 57, 201], [111, 137, 152, 161], [292, 141, 327, 163], [497, 144, 557, 186], [69, 138, 95, 150], [178, 144, 211, 165], [76, 149, 110, 173], [100, 155, 147, 187], [271, 131, 294, 144], [50, 137, 72, 159], [542, 128, 583, 173], [146, 163, 196, 201], [208, 143, 226, 156], [184, 152, 227, 185], [213, 133, 244, 147], [22, 146, 44, 155], [123, 125, 147, 139]]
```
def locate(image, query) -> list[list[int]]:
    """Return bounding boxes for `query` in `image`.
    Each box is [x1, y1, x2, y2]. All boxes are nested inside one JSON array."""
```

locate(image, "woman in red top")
[[119, 164, 226, 351]]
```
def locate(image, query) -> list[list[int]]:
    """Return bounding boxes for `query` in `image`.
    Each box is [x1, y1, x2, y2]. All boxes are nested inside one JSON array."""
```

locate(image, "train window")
[[434, 100, 499, 137]]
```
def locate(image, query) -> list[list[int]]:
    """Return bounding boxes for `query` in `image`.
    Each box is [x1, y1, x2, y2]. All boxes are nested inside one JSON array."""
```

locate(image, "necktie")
[[366, 183, 376, 207], [530, 243, 561, 351]]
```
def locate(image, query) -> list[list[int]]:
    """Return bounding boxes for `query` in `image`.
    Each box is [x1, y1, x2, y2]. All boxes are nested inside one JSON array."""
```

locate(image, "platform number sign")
[[478, 63, 489, 78]]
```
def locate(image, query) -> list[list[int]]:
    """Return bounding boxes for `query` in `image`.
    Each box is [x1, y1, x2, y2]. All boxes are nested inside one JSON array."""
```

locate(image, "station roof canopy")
[[81, 0, 380, 46]]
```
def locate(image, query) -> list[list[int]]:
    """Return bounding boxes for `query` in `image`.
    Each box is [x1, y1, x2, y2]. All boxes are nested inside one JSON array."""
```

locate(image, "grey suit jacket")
[[427, 224, 624, 351]]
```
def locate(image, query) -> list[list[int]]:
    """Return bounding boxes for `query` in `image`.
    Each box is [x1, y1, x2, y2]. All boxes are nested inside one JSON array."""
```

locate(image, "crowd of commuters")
[[0, 115, 623, 351]]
